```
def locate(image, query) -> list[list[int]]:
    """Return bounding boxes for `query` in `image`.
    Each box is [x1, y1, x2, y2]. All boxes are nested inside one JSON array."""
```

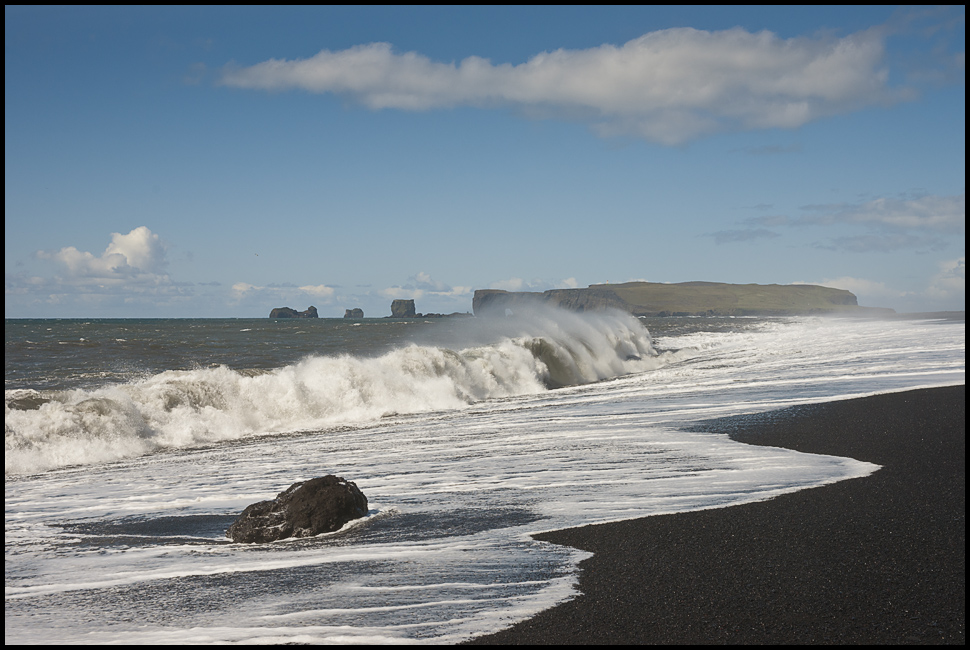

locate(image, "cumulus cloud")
[[299, 284, 336, 299], [230, 282, 259, 296], [7, 226, 195, 315], [36, 226, 169, 284], [220, 26, 905, 144]]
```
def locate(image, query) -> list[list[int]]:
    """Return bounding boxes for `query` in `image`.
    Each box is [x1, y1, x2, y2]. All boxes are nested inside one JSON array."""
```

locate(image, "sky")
[[5, 6, 965, 318]]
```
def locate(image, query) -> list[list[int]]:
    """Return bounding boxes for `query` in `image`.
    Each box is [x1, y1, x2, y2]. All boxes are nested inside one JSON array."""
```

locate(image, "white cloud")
[[813, 260, 966, 312], [37, 226, 169, 284], [231, 282, 259, 296], [220, 26, 904, 144], [299, 284, 336, 299], [10, 227, 194, 315]]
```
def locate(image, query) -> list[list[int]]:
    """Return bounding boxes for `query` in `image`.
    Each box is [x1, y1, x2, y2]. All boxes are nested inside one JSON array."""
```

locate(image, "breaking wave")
[[5, 309, 661, 475]]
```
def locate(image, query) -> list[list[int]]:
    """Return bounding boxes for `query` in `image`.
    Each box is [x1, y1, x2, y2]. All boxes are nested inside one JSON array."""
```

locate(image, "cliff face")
[[473, 282, 892, 317], [390, 299, 416, 318]]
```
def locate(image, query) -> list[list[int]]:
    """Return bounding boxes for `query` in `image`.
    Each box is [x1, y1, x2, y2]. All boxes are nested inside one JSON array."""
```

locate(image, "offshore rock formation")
[[226, 476, 368, 543], [344, 308, 364, 319], [390, 299, 416, 318], [385, 299, 472, 319], [417, 312, 474, 319], [269, 306, 319, 319], [473, 282, 894, 318]]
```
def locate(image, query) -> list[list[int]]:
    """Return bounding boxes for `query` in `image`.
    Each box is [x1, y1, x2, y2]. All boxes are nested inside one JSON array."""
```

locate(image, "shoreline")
[[468, 385, 965, 644]]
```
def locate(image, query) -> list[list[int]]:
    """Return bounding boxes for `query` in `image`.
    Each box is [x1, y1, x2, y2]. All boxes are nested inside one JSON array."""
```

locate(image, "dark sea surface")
[[5, 311, 964, 643]]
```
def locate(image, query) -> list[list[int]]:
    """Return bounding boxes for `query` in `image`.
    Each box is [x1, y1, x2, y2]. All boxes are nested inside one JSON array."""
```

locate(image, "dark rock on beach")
[[269, 306, 319, 319], [226, 475, 368, 543]]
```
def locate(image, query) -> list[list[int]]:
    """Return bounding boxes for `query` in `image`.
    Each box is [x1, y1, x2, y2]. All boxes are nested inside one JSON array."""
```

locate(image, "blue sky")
[[5, 6, 965, 317]]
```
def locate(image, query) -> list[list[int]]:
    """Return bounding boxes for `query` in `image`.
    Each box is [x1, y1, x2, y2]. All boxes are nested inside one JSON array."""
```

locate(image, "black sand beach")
[[469, 385, 965, 644]]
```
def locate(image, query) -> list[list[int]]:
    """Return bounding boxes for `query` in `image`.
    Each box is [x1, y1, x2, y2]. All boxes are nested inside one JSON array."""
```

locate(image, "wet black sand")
[[469, 385, 965, 644]]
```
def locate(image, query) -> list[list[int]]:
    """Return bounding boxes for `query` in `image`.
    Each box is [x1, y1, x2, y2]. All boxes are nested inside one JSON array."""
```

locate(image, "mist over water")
[[5, 312, 964, 643]]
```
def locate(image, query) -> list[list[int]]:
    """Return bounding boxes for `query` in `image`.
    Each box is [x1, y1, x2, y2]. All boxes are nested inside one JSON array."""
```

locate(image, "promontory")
[[473, 281, 894, 317]]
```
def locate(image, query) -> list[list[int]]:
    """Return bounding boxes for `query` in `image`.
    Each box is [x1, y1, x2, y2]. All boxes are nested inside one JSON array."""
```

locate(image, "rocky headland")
[[473, 281, 895, 318]]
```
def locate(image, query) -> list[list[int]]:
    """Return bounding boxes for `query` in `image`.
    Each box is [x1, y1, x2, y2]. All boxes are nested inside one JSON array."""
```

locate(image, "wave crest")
[[5, 309, 658, 475]]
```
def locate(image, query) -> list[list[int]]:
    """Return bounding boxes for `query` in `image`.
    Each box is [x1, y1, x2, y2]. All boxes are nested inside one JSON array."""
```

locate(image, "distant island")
[[268, 283, 893, 320], [269, 306, 318, 319], [473, 281, 895, 317]]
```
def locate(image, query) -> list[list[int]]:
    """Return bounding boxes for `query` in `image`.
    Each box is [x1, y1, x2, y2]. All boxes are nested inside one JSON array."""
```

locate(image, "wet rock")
[[226, 476, 368, 543], [344, 308, 364, 318]]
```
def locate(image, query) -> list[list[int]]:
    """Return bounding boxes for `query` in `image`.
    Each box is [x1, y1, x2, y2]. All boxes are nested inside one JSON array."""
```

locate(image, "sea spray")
[[5, 308, 659, 475], [5, 315, 963, 644]]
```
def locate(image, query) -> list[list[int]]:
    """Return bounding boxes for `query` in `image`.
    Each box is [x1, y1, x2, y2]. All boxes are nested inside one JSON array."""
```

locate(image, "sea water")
[[5, 310, 965, 643]]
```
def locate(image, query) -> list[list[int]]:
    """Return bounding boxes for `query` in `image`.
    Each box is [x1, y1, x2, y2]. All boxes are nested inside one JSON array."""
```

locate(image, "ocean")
[[5, 310, 965, 644]]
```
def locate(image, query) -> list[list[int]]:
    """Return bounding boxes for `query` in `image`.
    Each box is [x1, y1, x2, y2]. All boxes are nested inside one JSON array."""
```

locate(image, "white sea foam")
[[5, 309, 659, 475], [4, 315, 964, 644]]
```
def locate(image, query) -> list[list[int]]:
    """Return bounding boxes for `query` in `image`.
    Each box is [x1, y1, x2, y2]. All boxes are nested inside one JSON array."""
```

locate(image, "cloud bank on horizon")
[[10, 221, 963, 318], [220, 26, 904, 145]]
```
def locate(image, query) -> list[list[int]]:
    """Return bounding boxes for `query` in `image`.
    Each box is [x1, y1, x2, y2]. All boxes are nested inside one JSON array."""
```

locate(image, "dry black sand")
[[469, 385, 965, 644]]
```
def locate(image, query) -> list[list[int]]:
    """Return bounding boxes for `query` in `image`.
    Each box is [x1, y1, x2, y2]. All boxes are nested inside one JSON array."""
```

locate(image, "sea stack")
[[269, 306, 319, 318], [390, 299, 416, 318]]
